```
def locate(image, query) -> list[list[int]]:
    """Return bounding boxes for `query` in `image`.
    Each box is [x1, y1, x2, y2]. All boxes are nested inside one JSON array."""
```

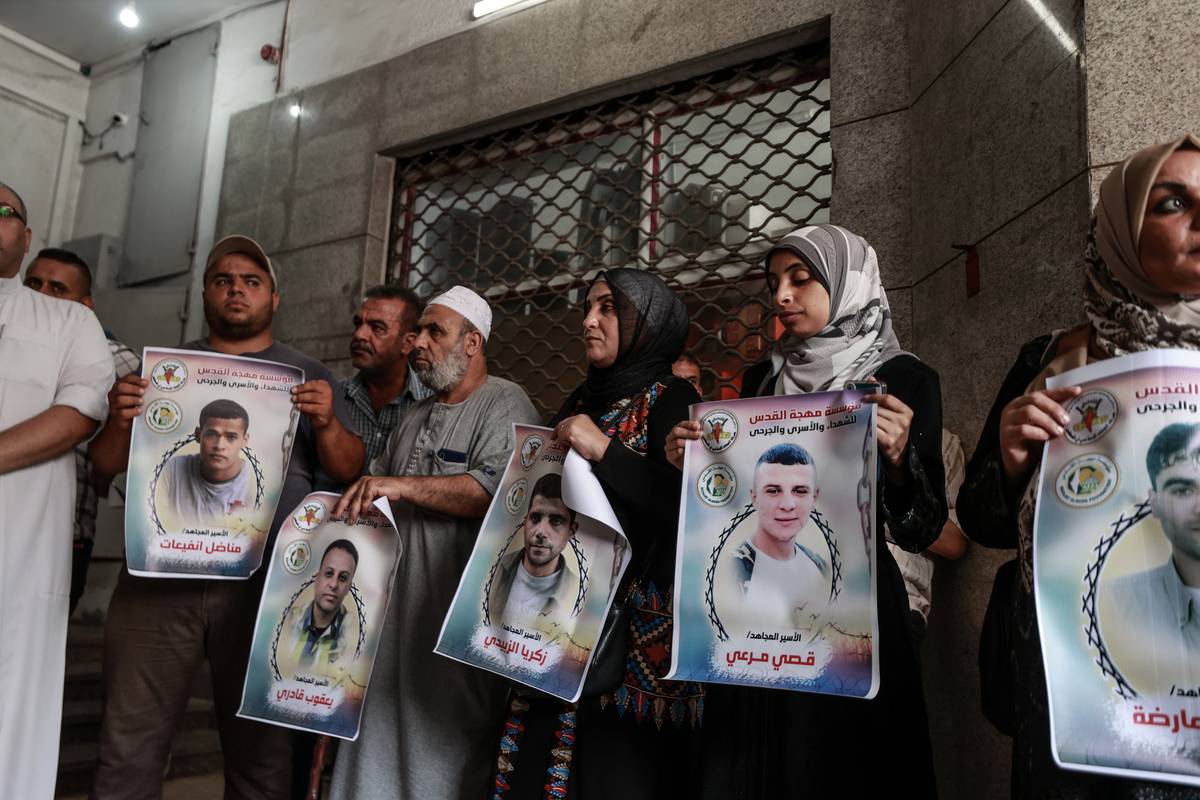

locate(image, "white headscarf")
[[765, 224, 909, 396]]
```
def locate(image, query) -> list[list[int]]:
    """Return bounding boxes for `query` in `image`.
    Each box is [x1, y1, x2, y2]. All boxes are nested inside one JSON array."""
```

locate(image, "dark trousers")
[[90, 569, 291, 800]]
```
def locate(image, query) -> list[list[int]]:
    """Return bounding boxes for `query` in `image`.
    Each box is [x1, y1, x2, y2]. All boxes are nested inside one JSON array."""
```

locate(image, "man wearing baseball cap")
[[328, 285, 539, 800], [89, 235, 365, 799]]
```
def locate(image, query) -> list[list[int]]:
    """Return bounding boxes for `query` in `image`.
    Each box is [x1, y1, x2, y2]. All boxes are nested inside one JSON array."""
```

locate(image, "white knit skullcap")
[[427, 285, 492, 341]]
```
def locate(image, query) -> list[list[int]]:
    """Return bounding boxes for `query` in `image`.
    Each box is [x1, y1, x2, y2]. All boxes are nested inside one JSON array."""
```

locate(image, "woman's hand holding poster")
[[125, 347, 303, 578], [1036, 349, 1200, 786], [238, 491, 401, 740], [667, 392, 880, 698], [435, 425, 631, 702]]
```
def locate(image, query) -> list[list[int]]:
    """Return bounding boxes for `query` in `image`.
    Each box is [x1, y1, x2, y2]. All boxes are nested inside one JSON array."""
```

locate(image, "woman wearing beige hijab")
[[960, 134, 1200, 798]]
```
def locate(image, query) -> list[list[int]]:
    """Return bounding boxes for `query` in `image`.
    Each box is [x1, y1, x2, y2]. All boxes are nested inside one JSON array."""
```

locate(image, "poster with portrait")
[[1035, 349, 1200, 786], [238, 492, 401, 740], [667, 392, 879, 697], [125, 347, 303, 579], [435, 425, 631, 702]]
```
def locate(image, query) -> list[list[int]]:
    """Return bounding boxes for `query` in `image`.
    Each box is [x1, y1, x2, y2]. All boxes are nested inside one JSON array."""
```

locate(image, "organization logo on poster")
[[150, 358, 188, 392], [697, 463, 736, 507], [282, 540, 311, 574], [1055, 453, 1118, 508], [145, 398, 182, 434], [1065, 390, 1118, 445], [700, 409, 738, 453], [520, 435, 545, 470], [505, 478, 528, 515], [292, 500, 327, 532]]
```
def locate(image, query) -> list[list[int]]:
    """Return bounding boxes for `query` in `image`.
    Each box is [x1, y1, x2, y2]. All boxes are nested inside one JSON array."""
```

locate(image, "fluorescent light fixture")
[[288, 103, 302, 118], [472, 0, 549, 20], [1023, 0, 1077, 54], [119, 1, 140, 28]]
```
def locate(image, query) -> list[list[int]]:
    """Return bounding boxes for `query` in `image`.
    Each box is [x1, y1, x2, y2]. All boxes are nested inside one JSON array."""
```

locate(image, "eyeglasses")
[[0, 204, 25, 224]]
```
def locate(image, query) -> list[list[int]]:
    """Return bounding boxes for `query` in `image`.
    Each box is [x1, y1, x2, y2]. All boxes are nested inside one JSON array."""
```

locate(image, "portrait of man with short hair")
[[159, 399, 254, 526], [1104, 422, 1200, 687], [725, 443, 830, 631], [488, 473, 580, 631], [287, 539, 359, 670]]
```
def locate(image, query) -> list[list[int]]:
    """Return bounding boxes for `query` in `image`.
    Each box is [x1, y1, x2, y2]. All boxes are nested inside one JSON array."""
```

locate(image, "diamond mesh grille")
[[390, 46, 831, 420]]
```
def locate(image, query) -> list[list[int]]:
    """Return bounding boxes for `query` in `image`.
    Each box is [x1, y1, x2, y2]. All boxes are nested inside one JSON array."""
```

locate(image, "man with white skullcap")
[[330, 285, 538, 800]]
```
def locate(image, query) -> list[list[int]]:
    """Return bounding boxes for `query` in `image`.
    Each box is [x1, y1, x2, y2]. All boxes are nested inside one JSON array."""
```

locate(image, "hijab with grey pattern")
[[762, 224, 910, 396], [1083, 133, 1200, 356]]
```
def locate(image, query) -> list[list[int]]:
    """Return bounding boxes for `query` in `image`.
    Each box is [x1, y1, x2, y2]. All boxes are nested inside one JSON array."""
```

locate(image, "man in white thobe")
[[0, 180, 113, 797]]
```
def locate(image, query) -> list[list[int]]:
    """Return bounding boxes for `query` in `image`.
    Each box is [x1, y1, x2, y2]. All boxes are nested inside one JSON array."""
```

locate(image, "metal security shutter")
[[390, 45, 831, 420]]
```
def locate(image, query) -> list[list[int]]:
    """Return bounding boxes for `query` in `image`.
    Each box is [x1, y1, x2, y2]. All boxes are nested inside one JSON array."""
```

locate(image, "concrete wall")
[[218, 0, 914, 378], [0, 28, 89, 268], [907, 1, 1089, 798]]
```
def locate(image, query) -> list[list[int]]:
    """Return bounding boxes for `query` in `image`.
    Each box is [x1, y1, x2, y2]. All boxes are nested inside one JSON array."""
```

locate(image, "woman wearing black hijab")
[[489, 268, 702, 799]]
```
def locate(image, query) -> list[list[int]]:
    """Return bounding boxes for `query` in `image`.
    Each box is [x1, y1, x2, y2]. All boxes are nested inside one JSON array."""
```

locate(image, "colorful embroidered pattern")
[[595, 381, 665, 454], [543, 710, 576, 799], [599, 579, 705, 730]]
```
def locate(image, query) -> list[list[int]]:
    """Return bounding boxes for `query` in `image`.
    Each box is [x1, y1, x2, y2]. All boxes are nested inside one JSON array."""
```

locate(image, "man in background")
[[342, 283, 431, 469], [672, 352, 703, 396], [23, 247, 140, 614]]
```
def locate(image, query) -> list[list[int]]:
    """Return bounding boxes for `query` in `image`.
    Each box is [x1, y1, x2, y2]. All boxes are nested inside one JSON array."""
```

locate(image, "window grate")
[[390, 44, 831, 420]]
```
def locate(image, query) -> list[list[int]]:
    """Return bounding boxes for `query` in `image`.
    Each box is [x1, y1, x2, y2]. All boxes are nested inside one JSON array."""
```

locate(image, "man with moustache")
[[328, 285, 539, 800], [88, 235, 364, 800], [0, 181, 113, 798], [22, 247, 142, 614], [341, 283, 431, 468]]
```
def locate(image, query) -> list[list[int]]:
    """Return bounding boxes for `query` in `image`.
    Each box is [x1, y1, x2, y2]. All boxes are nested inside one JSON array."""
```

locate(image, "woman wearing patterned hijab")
[[667, 223, 947, 796], [959, 134, 1200, 798], [490, 268, 703, 799]]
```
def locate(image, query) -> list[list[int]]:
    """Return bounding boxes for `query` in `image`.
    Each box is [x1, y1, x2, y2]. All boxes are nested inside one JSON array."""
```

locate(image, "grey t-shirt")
[[331, 375, 539, 800], [181, 339, 359, 540]]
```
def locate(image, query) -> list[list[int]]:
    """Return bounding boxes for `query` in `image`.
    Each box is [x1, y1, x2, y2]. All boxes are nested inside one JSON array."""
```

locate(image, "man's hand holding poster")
[[435, 424, 630, 702], [1036, 349, 1200, 786], [125, 347, 303, 578], [238, 492, 401, 740], [667, 393, 880, 698]]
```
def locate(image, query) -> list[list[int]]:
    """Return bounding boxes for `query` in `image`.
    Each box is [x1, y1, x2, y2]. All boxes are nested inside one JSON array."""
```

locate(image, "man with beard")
[[0, 181, 113, 799], [328, 285, 539, 800], [342, 283, 431, 468], [88, 235, 364, 799], [488, 473, 580, 631]]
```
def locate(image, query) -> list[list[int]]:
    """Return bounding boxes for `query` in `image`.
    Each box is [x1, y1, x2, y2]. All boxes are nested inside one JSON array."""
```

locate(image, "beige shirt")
[[0, 277, 112, 602]]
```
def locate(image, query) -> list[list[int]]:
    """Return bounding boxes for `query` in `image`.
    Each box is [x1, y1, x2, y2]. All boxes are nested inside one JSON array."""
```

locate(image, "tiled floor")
[[61, 773, 224, 800]]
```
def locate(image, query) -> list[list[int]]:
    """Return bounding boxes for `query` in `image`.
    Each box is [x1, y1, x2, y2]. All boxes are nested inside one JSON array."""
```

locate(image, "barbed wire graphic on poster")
[[667, 392, 880, 698], [1035, 349, 1200, 787], [124, 347, 303, 579], [435, 425, 630, 702], [238, 492, 401, 740]]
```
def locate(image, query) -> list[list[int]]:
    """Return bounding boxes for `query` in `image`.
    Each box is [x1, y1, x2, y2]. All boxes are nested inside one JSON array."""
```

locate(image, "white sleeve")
[[55, 307, 114, 424]]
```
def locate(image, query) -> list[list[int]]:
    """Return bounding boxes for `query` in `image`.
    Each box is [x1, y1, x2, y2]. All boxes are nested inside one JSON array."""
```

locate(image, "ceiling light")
[[288, 103, 302, 118], [119, 2, 140, 28], [472, 0, 549, 20]]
